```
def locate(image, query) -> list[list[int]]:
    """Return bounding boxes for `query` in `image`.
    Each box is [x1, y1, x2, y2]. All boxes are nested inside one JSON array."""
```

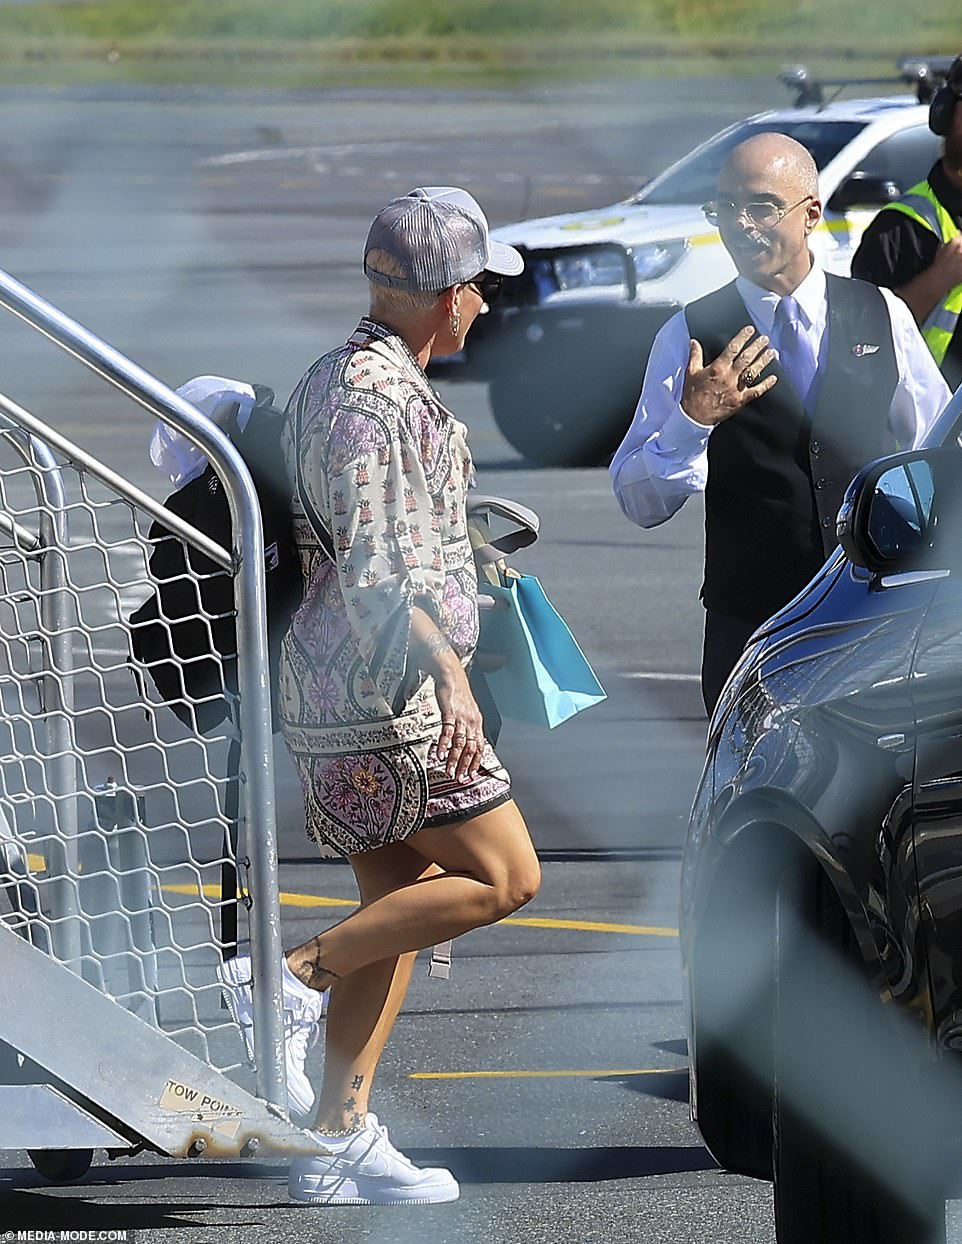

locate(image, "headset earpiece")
[[930, 55, 962, 136], [929, 86, 958, 137]]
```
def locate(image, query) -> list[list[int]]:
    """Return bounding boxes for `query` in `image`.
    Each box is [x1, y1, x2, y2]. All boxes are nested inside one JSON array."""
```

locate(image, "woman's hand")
[[434, 665, 485, 782], [411, 604, 485, 781]]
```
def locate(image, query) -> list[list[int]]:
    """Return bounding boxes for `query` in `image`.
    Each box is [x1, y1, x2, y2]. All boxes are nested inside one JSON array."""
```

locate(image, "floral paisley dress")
[[278, 318, 511, 857]]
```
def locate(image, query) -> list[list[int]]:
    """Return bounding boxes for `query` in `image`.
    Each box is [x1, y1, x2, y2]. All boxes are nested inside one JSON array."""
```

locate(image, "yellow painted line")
[[409, 1068, 686, 1081], [819, 218, 859, 236], [500, 914, 677, 937], [16, 870, 677, 938], [541, 186, 597, 198], [276, 889, 358, 909], [692, 217, 855, 249], [161, 883, 679, 938], [163, 882, 356, 910]]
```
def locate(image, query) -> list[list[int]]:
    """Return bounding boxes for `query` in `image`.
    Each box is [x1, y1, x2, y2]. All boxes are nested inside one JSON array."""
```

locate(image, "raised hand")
[[680, 324, 778, 428], [931, 235, 962, 297]]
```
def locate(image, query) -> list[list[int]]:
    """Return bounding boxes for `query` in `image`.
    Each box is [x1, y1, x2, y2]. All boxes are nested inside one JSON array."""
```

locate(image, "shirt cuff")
[[658, 402, 712, 455]]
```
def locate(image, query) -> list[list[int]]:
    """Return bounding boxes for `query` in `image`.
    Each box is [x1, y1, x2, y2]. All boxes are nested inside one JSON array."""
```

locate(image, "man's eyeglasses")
[[701, 195, 813, 229], [464, 272, 504, 304]]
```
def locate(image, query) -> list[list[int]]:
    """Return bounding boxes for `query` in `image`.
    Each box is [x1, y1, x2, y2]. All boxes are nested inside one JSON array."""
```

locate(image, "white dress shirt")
[[610, 265, 953, 528]]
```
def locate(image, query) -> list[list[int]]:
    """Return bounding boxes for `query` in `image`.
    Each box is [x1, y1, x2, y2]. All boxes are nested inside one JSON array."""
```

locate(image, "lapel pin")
[[852, 343, 880, 357]]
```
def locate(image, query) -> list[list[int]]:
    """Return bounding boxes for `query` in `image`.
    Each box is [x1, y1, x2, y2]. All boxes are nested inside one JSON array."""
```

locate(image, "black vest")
[[685, 275, 898, 626]]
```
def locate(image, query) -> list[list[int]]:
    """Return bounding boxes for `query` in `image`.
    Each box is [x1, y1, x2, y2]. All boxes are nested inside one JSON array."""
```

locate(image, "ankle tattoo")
[[300, 941, 340, 991], [317, 1121, 364, 1138]]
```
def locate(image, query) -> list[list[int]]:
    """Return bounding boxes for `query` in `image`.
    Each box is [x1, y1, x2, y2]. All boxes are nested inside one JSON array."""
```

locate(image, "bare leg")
[[286, 799, 540, 993], [314, 955, 415, 1133], [305, 842, 433, 1133]]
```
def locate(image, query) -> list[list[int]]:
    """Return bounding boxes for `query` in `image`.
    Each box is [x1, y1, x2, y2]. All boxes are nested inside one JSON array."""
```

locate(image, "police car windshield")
[[636, 119, 865, 206]]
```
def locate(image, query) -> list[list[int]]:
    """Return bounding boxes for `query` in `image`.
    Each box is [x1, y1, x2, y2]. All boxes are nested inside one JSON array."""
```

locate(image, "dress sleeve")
[[322, 423, 447, 714]]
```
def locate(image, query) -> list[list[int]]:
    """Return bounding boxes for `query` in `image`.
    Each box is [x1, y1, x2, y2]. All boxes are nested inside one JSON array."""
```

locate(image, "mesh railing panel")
[[0, 422, 253, 1079]]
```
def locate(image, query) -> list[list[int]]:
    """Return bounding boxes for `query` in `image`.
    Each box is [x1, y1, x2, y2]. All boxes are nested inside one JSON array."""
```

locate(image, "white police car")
[[458, 62, 951, 466]]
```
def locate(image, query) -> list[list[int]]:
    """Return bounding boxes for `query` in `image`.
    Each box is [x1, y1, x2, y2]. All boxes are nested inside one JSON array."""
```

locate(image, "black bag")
[[128, 384, 302, 734]]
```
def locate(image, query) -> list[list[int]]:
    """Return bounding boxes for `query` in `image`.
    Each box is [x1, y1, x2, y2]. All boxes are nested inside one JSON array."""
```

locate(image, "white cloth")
[[149, 375, 257, 488], [610, 265, 953, 528]]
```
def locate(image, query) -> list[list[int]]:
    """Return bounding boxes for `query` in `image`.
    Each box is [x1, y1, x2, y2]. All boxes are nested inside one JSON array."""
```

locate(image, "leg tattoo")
[[291, 939, 340, 990]]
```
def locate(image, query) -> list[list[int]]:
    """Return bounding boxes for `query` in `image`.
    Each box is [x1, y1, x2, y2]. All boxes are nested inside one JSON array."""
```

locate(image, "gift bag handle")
[[467, 494, 540, 567]]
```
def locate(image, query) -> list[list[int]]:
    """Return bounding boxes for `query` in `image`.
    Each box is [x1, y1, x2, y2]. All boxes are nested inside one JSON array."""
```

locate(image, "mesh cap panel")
[[363, 186, 523, 292]]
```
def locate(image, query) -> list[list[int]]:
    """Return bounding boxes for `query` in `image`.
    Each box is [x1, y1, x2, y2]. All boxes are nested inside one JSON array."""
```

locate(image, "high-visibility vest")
[[882, 179, 962, 365]]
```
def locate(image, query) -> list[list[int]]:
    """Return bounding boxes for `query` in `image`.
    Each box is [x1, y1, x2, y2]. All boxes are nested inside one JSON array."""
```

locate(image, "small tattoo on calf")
[[351, 1111, 363, 1130], [343, 1096, 357, 1112], [351, 1075, 364, 1090]]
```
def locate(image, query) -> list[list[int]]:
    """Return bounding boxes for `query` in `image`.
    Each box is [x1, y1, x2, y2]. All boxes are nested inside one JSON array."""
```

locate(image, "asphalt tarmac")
[[0, 77, 796, 1243]]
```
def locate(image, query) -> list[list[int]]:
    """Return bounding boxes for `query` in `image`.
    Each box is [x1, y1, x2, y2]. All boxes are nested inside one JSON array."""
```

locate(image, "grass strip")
[[0, 0, 954, 89]]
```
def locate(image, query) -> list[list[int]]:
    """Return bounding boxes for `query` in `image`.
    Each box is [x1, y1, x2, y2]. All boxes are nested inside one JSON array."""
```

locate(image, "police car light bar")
[[780, 58, 956, 109]]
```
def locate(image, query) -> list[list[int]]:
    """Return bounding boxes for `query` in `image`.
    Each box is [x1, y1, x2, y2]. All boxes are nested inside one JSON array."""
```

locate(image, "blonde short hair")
[[365, 248, 443, 318]]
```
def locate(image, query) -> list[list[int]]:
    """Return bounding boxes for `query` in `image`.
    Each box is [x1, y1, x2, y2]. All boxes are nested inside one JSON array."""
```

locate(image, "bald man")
[[610, 134, 950, 712]]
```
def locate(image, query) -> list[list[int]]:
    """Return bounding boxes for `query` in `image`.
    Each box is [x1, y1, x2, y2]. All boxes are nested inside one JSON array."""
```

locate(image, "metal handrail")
[[0, 392, 232, 569], [0, 267, 287, 1111]]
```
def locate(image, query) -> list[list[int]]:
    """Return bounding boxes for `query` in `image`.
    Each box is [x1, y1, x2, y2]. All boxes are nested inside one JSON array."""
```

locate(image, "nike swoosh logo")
[[334, 1141, 394, 1179]]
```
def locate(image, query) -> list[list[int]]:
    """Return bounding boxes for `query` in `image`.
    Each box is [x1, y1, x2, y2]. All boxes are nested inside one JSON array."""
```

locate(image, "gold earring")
[[450, 313, 461, 336]]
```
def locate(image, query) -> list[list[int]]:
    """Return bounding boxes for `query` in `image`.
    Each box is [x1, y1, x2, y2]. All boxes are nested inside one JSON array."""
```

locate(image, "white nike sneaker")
[[217, 952, 324, 1117], [289, 1113, 460, 1205]]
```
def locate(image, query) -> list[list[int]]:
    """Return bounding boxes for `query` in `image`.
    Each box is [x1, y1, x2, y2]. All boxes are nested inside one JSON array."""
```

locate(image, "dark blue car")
[[682, 387, 962, 1244]]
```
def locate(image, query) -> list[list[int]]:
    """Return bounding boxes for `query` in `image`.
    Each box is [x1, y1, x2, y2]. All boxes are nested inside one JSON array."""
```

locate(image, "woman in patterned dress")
[[234, 188, 541, 1206]]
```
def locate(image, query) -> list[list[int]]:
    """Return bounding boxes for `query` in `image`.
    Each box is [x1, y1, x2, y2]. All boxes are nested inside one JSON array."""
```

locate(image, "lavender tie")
[[772, 295, 817, 409]]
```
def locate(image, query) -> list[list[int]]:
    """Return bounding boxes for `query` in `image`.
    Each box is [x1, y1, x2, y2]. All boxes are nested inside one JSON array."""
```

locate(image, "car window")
[[847, 126, 941, 192], [638, 120, 865, 207]]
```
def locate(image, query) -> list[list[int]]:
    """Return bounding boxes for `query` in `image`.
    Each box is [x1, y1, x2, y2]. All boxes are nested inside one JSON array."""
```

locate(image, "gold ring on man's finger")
[[743, 369, 756, 386]]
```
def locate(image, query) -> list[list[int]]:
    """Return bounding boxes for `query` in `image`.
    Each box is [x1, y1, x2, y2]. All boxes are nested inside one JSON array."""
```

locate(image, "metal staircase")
[[0, 268, 326, 1179]]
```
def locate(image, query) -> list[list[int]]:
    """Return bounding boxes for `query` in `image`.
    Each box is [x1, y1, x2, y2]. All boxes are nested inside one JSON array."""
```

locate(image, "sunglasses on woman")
[[464, 272, 504, 304]]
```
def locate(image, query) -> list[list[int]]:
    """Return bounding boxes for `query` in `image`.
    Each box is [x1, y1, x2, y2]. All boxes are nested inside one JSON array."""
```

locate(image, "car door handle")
[[879, 569, 950, 588], [877, 733, 906, 749]]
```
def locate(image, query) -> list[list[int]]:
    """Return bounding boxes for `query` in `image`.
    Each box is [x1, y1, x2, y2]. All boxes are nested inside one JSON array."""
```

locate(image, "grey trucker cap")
[[363, 186, 524, 292]]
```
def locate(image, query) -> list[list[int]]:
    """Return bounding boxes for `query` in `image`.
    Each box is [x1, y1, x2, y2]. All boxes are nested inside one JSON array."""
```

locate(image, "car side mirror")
[[836, 448, 961, 574], [827, 173, 902, 212]]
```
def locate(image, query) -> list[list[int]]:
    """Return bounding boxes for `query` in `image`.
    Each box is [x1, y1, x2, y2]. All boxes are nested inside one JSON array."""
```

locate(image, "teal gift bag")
[[475, 574, 606, 728]]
